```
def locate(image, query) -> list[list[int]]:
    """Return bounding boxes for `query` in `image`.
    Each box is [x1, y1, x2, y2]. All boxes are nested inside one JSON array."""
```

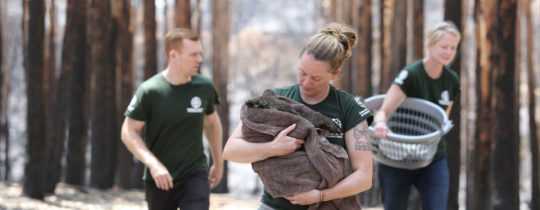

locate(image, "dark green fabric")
[[125, 73, 219, 185], [392, 60, 460, 159], [260, 84, 372, 210]]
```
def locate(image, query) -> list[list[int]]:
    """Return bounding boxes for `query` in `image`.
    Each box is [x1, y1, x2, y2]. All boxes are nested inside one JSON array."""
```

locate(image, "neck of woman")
[[300, 85, 330, 105], [422, 58, 444, 79]]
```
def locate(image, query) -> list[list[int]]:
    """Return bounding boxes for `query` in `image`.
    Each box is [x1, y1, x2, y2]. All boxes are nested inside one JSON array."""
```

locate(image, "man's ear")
[[168, 50, 176, 59]]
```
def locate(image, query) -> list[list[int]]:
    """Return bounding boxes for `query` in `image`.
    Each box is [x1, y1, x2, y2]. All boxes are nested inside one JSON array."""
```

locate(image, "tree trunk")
[[193, 0, 202, 34], [144, 0, 157, 79], [380, 0, 407, 92], [112, 0, 139, 189], [0, 0, 9, 182], [0, 2, 9, 181], [352, 0, 378, 206], [352, 0, 372, 97], [23, 0, 47, 200], [470, 1, 519, 209], [526, 0, 540, 209], [332, 0, 353, 92], [175, 0, 191, 28], [412, 0, 423, 60], [88, 0, 118, 190], [211, 0, 230, 193], [443, 1, 463, 210], [44, 0, 67, 194], [64, 0, 89, 186]]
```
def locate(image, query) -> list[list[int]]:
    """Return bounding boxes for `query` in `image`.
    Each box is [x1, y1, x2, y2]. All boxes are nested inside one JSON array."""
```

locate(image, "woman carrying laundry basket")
[[373, 21, 461, 210]]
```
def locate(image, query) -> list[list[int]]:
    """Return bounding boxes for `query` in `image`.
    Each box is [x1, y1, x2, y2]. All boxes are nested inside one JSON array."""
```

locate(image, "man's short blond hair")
[[165, 28, 199, 55]]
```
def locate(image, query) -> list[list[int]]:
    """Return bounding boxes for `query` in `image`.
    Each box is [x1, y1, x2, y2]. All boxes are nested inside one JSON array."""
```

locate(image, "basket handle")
[[367, 127, 382, 154]]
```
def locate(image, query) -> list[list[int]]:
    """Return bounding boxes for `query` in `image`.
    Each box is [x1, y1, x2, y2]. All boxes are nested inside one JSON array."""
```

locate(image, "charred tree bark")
[[211, 0, 230, 193], [143, 0, 157, 79], [88, 0, 118, 190], [470, 0, 519, 209], [175, 0, 191, 28], [23, 0, 47, 199], [444, 1, 463, 210], [64, 0, 89, 186]]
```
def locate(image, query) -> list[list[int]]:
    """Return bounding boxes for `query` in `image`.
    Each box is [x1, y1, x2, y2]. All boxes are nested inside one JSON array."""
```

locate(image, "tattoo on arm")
[[353, 122, 371, 151]]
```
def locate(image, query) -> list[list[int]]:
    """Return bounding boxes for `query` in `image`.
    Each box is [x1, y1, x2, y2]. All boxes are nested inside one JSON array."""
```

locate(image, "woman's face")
[[297, 53, 338, 98], [427, 33, 460, 65]]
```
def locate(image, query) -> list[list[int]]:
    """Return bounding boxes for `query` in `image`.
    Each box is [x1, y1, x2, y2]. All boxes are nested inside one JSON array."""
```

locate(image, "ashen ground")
[[0, 182, 382, 210]]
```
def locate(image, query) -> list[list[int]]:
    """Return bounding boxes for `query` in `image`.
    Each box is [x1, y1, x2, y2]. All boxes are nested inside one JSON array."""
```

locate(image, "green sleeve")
[[392, 69, 414, 96], [205, 84, 220, 115], [125, 86, 149, 121], [343, 95, 373, 132]]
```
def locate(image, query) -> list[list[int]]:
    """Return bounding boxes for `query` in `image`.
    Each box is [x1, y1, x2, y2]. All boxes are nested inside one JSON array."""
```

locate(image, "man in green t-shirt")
[[120, 28, 223, 210]]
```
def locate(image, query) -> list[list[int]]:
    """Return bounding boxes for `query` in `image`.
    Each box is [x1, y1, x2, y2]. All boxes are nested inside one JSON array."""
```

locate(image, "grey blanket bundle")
[[241, 90, 362, 210]]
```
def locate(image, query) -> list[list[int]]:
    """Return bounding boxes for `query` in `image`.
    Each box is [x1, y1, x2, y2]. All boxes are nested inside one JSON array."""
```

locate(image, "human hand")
[[373, 121, 389, 139], [208, 163, 224, 188], [149, 162, 174, 191], [270, 124, 304, 157], [285, 189, 323, 205]]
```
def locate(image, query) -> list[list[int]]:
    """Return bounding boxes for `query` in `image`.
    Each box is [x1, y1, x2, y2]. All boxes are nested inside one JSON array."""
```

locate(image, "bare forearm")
[[205, 122, 223, 165], [321, 169, 372, 201], [374, 111, 388, 123], [121, 130, 161, 167], [223, 137, 276, 163], [322, 122, 373, 201]]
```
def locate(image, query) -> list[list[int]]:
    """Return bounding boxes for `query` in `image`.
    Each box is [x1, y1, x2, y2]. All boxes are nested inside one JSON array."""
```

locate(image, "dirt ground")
[[0, 182, 382, 210]]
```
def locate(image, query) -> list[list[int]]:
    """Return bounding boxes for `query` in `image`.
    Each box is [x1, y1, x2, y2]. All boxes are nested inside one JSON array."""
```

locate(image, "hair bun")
[[320, 23, 357, 57]]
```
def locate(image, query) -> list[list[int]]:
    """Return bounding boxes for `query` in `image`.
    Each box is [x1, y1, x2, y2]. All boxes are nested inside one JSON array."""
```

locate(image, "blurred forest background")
[[0, 0, 539, 210]]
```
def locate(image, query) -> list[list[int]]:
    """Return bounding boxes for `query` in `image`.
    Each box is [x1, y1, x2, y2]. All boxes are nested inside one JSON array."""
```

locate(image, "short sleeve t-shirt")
[[261, 84, 372, 210], [393, 60, 460, 159], [125, 73, 219, 184]]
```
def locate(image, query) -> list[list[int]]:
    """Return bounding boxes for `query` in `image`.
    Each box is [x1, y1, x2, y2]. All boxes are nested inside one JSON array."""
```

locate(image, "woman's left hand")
[[285, 189, 322, 205]]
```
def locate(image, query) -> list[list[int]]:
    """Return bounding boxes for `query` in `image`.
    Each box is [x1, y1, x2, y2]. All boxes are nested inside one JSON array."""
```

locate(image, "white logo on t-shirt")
[[438, 90, 452, 106], [354, 96, 370, 117], [127, 95, 137, 112], [394, 70, 409, 85], [328, 118, 344, 139], [187, 96, 203, 113]]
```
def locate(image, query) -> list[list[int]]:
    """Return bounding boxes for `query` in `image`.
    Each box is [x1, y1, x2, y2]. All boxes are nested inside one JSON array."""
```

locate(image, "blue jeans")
[[378, 157, 449, 210]]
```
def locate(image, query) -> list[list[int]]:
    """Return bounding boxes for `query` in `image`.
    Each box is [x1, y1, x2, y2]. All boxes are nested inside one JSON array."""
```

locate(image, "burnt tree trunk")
[[64, 0, 89, 186], [88, 0, 118, 190], [211, 0, 230, 193], [112, 0, 139, 189], [143, 0, 157, 79], [380, 0, 407, 92], [525, 0, 540, 209], [175, 0, 191, 28], [470, 0, 519, 209], [444, 1, 463, 210], [23, 0, 47, 199]]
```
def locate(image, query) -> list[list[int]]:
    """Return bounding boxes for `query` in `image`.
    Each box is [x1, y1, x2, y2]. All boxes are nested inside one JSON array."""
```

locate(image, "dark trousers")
[[145, 169, 210, 210], [378, 157, 449, 210]]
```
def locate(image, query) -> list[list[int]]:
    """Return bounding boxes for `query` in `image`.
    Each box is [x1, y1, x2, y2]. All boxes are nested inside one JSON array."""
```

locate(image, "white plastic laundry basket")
[[365, 95, 453, 169]]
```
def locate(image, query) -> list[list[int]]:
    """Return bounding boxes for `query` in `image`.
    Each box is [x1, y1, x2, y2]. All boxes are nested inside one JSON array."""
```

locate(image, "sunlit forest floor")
[[0, 182, 383, 210], [0, 182, 258, 210]]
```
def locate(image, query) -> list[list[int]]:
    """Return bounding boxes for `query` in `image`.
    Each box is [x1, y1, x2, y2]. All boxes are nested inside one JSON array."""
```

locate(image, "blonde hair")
[[165, 28, 199, 55], [301, 23, 358, 73], [425, 21, 461, 47]]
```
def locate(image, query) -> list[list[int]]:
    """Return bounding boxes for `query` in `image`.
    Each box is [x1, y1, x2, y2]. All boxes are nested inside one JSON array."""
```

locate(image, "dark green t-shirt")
[[124, 73, 219, 185], [261, 84, 372, 210], [392, 60, 460, 159]]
